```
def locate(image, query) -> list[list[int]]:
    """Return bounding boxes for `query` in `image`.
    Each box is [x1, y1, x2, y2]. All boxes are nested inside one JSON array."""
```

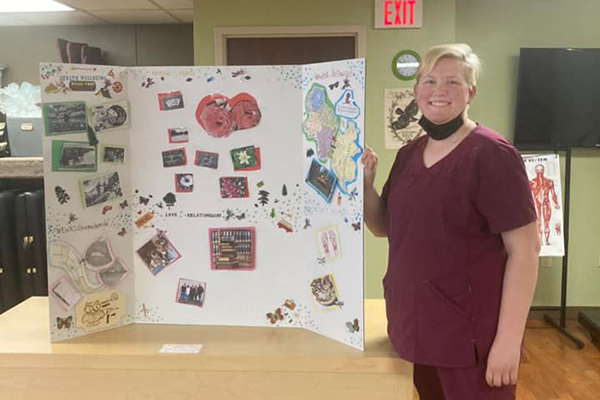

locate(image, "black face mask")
[[418, 113, 464, 141]]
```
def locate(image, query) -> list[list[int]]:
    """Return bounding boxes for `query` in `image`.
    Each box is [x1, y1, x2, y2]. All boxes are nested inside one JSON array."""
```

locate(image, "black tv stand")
[[579, 310, 600, 349]]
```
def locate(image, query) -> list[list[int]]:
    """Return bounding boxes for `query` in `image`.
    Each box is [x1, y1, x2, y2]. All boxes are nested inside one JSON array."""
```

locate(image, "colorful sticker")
[[168, 127, 189, 144], [334, 89, 360, 119], [305, 158, 337, 202], [76, 290, 126, 332], [50, 276, 82, 310], [195, 151, 219, 169], [331, 120, 363, 194], [69, 81, 96, 92], [135, 211, 154, 228], [219, 177, 249, 199], [43, 101, 87, 136], [51, 140, 97, 172], [80, 171, 124, 209], [176, 278, 206, 308], [209, 227, 256, 270], [230, 145, 261, 171], [315, 225, 342, 261], [136, 232, 182, 276], [175, 173, 194, 193], [310, 274, 343, 311], [162, 148, 187, 167], [195, 93, 261, 138], [101, 145, 126, 164], [88, 100, 130, 133], [158, 91, 185, 111], [302, 83, 340, 162]]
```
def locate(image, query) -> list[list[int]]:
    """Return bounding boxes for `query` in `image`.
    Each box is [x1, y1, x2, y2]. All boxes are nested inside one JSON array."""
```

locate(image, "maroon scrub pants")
[[414, 363, 516, 400]]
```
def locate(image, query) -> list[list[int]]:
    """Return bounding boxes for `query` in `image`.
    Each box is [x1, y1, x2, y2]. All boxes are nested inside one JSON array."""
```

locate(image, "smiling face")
[[414, 57, 476, 125]]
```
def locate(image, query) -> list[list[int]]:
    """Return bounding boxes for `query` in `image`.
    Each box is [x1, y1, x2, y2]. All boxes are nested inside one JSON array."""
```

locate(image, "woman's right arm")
[[361, 147, 388, 238]]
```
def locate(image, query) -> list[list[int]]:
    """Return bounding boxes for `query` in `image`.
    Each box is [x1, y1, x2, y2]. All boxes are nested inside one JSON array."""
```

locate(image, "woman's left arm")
[[486, 221, 541, 387]]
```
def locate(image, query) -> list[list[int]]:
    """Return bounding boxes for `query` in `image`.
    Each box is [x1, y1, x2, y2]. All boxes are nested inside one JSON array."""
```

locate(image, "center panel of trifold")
[[128, 65, 307, 328]]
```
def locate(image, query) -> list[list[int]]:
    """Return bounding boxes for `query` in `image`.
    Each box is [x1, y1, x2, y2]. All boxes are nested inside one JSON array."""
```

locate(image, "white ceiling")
[[0, 0, 194, 26]]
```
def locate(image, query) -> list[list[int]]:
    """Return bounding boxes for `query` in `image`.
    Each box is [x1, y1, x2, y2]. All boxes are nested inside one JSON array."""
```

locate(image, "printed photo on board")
[[89, 101, 129, 133], [195, 150, 219, 169], [43, 101, 87, 135], [168, 128, 189, 143], [175, 173, 194, 193], [176, 278, 206, 308], [136, 232, 182, 276], [306, 158, 337, 202], [102, 145, 126, 163], [209, 227, 255, 270], [80, 171, 124, 208], [57, 142, 96, 171], [162, 148, 187, 167]]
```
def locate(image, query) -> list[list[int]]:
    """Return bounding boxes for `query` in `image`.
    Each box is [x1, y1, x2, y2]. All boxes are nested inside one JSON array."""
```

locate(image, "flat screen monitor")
[[514, 48, 600, 149]]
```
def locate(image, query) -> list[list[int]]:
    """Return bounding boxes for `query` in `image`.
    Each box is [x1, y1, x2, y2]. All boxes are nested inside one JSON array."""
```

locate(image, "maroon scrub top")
[[381, 125, 536, 368]]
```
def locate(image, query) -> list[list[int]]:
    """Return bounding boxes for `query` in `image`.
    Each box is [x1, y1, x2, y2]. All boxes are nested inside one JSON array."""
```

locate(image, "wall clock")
[[392, 50, 421, 81]]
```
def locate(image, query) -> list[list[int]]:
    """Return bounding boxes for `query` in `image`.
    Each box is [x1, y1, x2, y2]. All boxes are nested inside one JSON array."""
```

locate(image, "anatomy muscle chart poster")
[[522, 154, 565, 257], [41, 59, 365, 350]]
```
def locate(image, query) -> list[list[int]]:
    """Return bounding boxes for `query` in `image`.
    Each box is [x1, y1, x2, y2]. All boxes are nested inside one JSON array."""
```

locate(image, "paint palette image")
[[209, 227, 255, 270]]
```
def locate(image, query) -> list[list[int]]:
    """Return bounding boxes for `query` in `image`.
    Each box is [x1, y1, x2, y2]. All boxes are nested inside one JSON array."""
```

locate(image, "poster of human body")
[[522, 154, 565, 257], [41, 59, 365, 350]]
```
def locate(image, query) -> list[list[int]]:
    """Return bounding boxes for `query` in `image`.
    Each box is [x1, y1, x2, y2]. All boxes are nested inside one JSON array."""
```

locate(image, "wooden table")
[[0, 297, 413, 400]]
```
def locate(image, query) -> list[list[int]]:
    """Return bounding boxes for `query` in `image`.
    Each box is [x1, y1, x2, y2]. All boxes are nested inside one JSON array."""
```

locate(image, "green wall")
[[193, 0, 600, 306], [456, 0, 600, 307]]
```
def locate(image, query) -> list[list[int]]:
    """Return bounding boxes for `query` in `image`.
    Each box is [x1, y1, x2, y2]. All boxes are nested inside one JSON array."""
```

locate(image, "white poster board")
[[522, 154, 565, 257], [41, 59, 365, 350]]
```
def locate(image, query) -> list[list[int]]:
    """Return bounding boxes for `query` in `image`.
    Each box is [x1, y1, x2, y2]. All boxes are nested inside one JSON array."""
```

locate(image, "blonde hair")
[[416, 43, 482, 87]]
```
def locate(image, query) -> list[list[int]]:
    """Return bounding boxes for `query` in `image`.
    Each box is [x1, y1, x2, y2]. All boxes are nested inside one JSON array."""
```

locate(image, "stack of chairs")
[[0, 186, 47, 314]]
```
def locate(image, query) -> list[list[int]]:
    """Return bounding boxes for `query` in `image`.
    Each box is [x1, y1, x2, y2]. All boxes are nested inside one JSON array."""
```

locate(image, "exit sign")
[[375, 0, 423, 29]]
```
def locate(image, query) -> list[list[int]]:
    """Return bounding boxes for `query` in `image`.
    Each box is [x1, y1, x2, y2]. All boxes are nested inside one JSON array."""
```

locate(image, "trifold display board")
[[40, 59, 365, 349]]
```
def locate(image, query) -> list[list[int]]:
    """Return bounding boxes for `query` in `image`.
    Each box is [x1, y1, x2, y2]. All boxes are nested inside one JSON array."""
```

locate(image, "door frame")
[[213, 25, 367, 65]]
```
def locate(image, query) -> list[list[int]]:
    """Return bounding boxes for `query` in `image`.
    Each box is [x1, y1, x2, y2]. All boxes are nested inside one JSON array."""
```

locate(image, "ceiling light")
[[0, 0, 74, 12]]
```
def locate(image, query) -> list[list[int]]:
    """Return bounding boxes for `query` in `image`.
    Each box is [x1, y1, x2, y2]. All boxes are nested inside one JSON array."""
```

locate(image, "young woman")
[[362, 43, 540, 400]]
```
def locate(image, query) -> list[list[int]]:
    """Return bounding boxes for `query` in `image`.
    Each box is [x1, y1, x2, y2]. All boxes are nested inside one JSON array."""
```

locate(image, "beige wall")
[[195, 0, 600, 306], [0, 24, 193, 86]]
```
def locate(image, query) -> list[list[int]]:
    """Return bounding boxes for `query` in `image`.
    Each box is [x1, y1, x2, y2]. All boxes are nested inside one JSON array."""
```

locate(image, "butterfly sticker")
[[232, 69, 246, 78], [351, 222, 361, 231], [346, 318, 360, 333], [139, 196, 150, 206], [118, 228, 127, 237], [342, 78, 351, 89], [68, 213, 78, 224], [328, 81, 340, 90], [141, 78, 155, 88], [306, 148, 315, 157], [317, 257, 326, 265], [266, 308, 284, 324], [102, 205, 112, 215], [347, 187, 358, 201], [57, 316, 73, 330], [304, 219, 311, 229], [119, 200, 129, 209]]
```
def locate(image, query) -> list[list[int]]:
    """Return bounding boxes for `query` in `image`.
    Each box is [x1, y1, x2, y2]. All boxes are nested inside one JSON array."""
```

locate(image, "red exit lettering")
[[383, 0, 416, 26]]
